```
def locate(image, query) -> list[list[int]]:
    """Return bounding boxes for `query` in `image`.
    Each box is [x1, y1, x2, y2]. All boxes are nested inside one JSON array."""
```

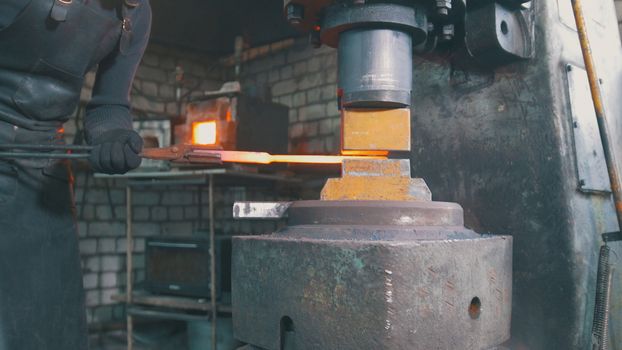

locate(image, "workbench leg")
[[209, 175, 218, 350], [126, 185, 134, 350]]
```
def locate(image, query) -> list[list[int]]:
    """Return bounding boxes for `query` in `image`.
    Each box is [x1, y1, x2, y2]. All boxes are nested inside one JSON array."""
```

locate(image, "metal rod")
[[0, 143, 93, 151], [126, 186, 134, 350], [572, 0, 622, 231], [571, 2, 620, 348], [0, 152, 90, 159], [209, 174, 218, 350]]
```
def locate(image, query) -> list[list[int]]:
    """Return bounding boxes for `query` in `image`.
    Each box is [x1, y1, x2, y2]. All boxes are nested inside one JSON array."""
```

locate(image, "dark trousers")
[[0, 160, 88, 350]]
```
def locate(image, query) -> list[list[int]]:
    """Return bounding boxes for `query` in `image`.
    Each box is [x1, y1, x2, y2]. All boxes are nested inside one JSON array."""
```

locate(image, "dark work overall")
[[0, 0, 134, 348]]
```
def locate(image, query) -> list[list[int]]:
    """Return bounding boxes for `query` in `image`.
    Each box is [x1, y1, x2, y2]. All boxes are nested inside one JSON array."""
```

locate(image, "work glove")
[[88, 129, 143, 174]]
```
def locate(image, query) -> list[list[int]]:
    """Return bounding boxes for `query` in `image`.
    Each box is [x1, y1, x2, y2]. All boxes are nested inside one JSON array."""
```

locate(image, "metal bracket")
[[465, 1, 535, 66], [602, 231, 622, 243]]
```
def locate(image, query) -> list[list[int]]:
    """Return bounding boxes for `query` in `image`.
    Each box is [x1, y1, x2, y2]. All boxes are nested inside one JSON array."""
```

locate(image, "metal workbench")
[[96, 168, 298, 350]]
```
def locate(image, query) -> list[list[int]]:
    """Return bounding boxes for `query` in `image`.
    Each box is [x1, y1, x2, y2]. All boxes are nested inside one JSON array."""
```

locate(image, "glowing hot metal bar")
[[140, 144, 387, 165]]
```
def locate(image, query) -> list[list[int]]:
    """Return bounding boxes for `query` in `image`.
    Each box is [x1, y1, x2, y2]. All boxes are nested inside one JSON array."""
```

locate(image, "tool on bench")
[[0, 143, 386, 164]]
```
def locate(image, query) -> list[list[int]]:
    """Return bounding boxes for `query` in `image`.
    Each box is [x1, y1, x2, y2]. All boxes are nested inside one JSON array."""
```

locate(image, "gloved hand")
[[88, 129, 143, 174]]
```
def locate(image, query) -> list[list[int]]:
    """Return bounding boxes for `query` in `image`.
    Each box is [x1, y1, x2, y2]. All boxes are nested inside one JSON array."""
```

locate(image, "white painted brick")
[[326, 100, 339, 118], [161, 192, 193, 205], [100, 289, 118, 305], [151, 206, 168, 221], [292, 92, 306, 107], [278, 94, 293, 107], [159, 56, 176, 70], [308, 56, 321, 72], [289, 109, 298, 123], [319, 118, 334, 135], [79, 239, 97, 255], [95, 205, 113, 221], [77, 222, 88, 238], [184, 206, 199, 220], [307, 87, 322, 103], [321, 84, 338, 101], [85, 290, 101, 307], [135, 66, 168, 83], [133, 206, 150, 221], [141, 52, 159, 67], [134, 238, 146, 253], [325, 67, 337, 84], [99, 238, 116, 253], [134, 255, 146, 270], [84, 257, 100, 273], [268, 69, 280, 83], [132, 223, 161, 236], [114, 206, 126, 220], [298, 104, 326, 121], [298, 72, 323, 90], [78, 204, 95, 220], [100, 272, 119, 288], [89, 222, 124, 236], [131, 96, 165, 113], [159, 85, 175, 99], [289, 123, 304, 139], [142, 81, 158, 96], [272, 79, 297, 97], [281, 65, 293, 80], [293, 61, 307, 76], [101, 256, 123, 272], [169, 207, 184, 221], [304, 122, 319, 137], [83, 273, 99, 290], [161, 222, 194, 235]]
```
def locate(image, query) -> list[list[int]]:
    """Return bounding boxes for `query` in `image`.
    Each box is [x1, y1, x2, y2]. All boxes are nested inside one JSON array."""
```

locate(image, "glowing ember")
[[192, 120, 217, 145]]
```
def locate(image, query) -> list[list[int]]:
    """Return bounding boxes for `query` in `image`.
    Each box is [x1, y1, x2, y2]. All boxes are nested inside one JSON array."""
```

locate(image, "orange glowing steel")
[[192, 120, 217, 145], [190, 149, 387, 164], [341, 150, 389, 156]]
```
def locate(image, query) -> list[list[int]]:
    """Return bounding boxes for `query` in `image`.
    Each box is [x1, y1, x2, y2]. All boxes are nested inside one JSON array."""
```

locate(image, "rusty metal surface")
[[287, 200, 464, 227], [233, 199, 512, 350], [233, 233, 512, 350], [408, 0, 622, 347], [321, 159, 431, 201], [342, 108, 411, 151]]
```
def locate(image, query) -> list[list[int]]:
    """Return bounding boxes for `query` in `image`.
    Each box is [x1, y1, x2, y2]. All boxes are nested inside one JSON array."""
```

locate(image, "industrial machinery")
[[231, 0, 622, 349], [229, 0, 537, 349]]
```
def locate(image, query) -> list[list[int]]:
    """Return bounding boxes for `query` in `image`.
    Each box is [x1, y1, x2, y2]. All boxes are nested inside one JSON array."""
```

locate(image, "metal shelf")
[[112, 293, 232, 314], [105, 168, 295, 350]]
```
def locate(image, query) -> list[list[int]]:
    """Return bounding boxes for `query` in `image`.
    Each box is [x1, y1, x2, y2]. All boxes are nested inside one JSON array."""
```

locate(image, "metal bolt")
[[436, 0, 452, 16], [440, 24, 454, 42], [286, 3, 304, 25]]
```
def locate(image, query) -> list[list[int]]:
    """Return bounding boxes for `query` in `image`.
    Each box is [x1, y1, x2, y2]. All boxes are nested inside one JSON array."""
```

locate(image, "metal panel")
[[566, 64, 611, 193]]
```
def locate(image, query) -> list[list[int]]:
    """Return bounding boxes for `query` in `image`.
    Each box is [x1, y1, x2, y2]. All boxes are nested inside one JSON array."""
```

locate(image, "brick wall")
[[75, 176, 282, 325], [72, 43, 287, 326], [74, 37, 339, 327], [237, 38, 341, 155]]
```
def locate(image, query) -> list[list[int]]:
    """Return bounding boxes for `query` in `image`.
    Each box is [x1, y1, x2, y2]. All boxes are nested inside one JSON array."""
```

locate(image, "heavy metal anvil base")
[[232, 200, 512, 350]]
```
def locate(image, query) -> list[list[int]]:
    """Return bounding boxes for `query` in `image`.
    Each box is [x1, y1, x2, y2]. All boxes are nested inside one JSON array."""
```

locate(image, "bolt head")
[[286, 3, 304, 25]]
